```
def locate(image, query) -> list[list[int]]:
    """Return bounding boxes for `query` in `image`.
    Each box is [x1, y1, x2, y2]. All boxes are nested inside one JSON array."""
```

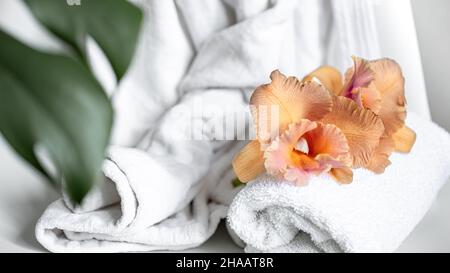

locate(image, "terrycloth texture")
[[36, 142, 242, 252], [33, 0, 388, 252], [228, 113, 450, 253]]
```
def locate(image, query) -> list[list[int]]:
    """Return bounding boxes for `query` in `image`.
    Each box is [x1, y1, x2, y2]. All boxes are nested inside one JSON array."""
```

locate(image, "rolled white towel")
[[35, 88, 246, 252], [228, 113, 450, 253], [35, 142, 242, 252]]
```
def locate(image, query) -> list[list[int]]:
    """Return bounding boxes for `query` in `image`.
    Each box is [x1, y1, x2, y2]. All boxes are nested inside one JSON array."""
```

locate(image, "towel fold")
[[36, 142, 244, 252], [35, 89, 245, 252], [228, 113, 450, 253]]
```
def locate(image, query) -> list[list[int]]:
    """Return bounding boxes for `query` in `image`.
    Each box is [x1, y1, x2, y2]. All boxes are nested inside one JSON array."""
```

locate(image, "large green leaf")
[[0, 30, 113, 203], [24, 0, 143, 80]]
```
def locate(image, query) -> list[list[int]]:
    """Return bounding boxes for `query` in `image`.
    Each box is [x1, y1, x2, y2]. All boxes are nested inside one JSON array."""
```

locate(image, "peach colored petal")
[[369, 58, 406, 135], [264, 120, 317, 175], [303, 123, 350, 161], [291, 151, 321, 171], [250, 70, 332, 143], [314, 154, 352, 185], [232, 140, 265, 182], [330, 167, 353, 184], [342, 56, 375, 99], [302, 66, 343, 95], [321, 96, 385, 168], [315, 154, 350, 171], [264, 120, 351, 186], [359, 83, 382, 114], [393, 126, 416, 153], [365, 135, 395, 173], [284, 168, 310, 186], [264, 139, 288, 176]]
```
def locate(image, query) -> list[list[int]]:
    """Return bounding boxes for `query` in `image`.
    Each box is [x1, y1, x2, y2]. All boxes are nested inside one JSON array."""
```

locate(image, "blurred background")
[[412, 0, 450, 131]]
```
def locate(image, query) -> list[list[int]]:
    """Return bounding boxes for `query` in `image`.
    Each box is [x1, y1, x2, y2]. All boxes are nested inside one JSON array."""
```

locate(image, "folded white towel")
[[35, 145, 243, 252], [35, 90, 244, 252], [228, 113, 450, 253]]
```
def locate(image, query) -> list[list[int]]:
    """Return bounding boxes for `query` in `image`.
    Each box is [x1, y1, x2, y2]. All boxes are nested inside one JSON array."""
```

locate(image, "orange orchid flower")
[[264, 120, 352, 185], [234, 70, 386, 184], [232, 71, 333, 183], [304, 56, 416, 172], [250, 70, 333, 145], [233, 57, 416, 185]]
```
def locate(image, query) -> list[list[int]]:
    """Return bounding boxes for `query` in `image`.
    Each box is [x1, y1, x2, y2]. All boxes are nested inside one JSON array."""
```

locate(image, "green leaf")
[[232, 177, 245, 188], [0, 30, 113, 203], [24, 0, 143, 80]]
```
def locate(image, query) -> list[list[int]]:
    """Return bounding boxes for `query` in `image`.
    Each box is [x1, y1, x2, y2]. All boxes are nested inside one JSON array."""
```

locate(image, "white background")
[[412, 0, 450, 131]]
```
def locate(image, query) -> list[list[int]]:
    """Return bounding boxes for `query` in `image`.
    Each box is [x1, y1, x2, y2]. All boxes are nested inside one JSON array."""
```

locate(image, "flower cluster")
[[233, 56, 416, 185]]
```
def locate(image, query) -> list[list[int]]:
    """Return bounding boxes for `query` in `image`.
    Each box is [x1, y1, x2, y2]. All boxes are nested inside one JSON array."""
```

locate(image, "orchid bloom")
[[264, 120, 352, 185], [233, 70, 386, 184], [232, 70, 333, 183], [303, 56, 407, 134], [303, 56, 416, 173]]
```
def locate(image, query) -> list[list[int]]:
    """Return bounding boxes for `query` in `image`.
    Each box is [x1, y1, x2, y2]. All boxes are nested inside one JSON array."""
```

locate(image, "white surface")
[[1, 134, 450, 253], [373, 0, 431, 120]]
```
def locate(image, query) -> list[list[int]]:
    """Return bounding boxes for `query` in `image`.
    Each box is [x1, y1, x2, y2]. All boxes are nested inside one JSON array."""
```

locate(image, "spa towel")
[[228, 113, 450, 253], [25, 0, 416, 252]]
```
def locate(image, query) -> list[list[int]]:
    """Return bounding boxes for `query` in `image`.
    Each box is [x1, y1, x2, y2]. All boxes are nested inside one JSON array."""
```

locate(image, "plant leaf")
[[25, 0, 143, 80], [0, 30, 113, 203], [231, 178, 245, 188]]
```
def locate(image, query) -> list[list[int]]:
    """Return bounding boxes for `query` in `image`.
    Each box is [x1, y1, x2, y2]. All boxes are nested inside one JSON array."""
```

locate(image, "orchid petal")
[[330, 167, 353, 184], [321, 96, 385, 168], [264, 120, 317, 176], [303, 66, 343, 95], [264, 120, 351, 185], [284, 168, 310, 186], [370, 58, 407, 135], [250, 70, 332, 144], [359, 83, 382, 113], [342, 56, 375, 98], [393, 126, 416, 153], [365, 135, 395, 173], [232, 140, 265, 182], [304, 123, 350, 161]]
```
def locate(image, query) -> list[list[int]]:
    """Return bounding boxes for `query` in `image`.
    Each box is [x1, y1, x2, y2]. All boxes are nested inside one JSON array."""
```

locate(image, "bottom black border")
[[0, 253, 447, 272]]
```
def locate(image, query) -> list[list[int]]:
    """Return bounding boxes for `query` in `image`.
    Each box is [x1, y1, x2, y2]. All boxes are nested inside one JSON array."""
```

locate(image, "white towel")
[[36, 142, 242, 252], [228, 113, 450, 253], [32, 0, 394, 252]]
